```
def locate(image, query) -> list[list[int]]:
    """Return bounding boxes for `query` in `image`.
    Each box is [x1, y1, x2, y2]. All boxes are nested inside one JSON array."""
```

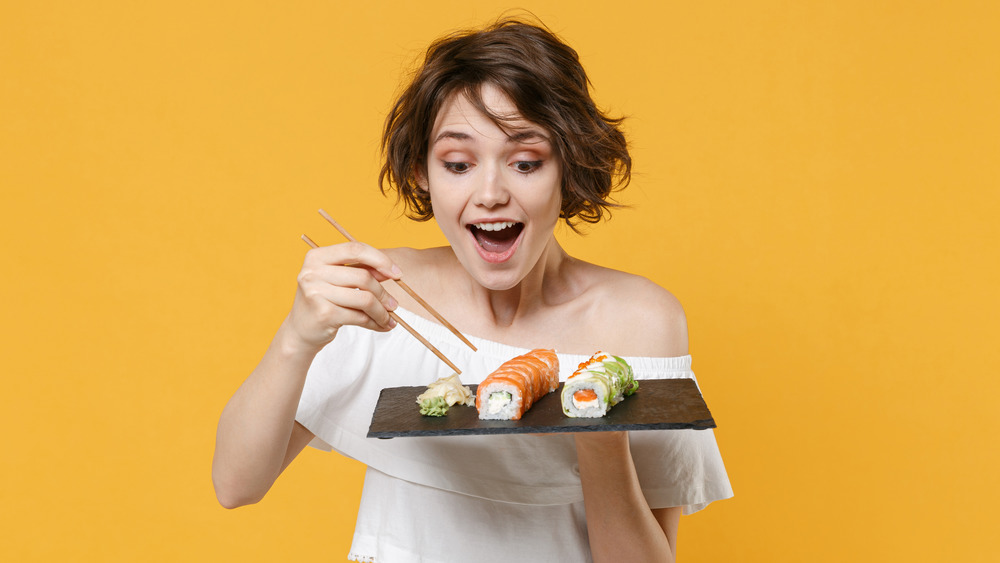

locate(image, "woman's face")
[[423, 84, 563, 291]]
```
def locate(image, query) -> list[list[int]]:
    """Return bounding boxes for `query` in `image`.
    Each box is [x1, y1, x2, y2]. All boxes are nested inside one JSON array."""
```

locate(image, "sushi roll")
[[561, 352, 638, 418], [477, 349, 559, 420]]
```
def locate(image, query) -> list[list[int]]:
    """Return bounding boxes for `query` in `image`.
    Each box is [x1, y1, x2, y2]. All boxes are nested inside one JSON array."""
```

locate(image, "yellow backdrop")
[[3, 1, 998, 561]]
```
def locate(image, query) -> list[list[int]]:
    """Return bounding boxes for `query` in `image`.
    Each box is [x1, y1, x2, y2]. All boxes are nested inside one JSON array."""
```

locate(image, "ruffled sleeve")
[[295, 308, 732, 514]]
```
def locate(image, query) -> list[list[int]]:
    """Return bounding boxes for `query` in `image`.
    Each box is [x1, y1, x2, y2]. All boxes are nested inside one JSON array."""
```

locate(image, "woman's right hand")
[[284, 241, 401, 352]]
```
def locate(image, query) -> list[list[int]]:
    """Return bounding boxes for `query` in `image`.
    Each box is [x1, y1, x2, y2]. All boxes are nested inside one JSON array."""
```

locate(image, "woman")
[[213, 18, 731, 563]]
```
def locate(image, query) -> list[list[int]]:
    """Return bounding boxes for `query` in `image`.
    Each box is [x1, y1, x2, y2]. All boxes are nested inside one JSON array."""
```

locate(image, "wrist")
[[275, 317, 331, 362]]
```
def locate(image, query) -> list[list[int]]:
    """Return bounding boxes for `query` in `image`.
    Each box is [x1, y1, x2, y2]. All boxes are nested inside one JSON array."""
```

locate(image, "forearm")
[[575, 432, 675, 563], [212, 318, 321, 507]]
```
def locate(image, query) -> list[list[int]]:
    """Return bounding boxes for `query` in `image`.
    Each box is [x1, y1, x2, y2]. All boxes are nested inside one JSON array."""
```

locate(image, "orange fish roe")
[[571, 354, 608, 377]]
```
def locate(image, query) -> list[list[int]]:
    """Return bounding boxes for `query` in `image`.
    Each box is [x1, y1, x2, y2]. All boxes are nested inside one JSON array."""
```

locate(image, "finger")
[[295, 268, 395, 331], [303, 264, 397, 312], [297, 284, 393, 333], [345, 263, 396, 283], [323, 285, 396, 329], [304, 242, 401, 281], [339, 307, 396, 332], [315, 302, 393, 333]]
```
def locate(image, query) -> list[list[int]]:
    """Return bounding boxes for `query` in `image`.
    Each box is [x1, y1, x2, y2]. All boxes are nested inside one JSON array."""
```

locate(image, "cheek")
[[427, 184, 464, 225], [540, 173, 564, 218]]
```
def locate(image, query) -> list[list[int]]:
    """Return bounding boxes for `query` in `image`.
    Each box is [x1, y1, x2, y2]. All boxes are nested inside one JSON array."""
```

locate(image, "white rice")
[[477, 381, 524, 420]]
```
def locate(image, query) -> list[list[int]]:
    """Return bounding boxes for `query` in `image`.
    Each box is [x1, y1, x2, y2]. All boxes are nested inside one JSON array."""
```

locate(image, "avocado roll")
[[561, 352, 638, 418]]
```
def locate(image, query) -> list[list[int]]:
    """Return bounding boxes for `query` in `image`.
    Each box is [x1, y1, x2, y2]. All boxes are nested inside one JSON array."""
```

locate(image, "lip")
[[466, 220, 524, 264]]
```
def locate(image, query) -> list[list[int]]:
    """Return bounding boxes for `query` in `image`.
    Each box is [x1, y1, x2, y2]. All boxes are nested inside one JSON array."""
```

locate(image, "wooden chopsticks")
[[300, 210, 476, 374], [317, 209, 478, 352]]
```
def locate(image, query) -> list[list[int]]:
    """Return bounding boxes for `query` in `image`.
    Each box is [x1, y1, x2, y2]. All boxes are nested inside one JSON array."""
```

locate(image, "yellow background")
[[3, 1, 998, 561]]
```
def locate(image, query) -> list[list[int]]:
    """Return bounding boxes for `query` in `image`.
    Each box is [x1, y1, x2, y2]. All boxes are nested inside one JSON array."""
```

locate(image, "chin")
[[470, 267, 525, 292], [476, 276, 521, 292]]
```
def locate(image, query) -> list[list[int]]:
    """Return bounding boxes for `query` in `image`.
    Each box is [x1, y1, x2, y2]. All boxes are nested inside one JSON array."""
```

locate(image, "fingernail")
[[391, 265, 402, 278], [388, 317, 397, 329], [387, 296, 398, 310]]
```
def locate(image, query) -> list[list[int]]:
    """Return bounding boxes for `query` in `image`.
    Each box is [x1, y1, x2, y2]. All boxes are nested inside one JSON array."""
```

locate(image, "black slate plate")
[[367, 379, 716, 439]]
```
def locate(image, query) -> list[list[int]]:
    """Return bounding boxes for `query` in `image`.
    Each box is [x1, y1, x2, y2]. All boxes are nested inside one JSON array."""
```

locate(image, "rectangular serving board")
[[367, 379, 716, 439]]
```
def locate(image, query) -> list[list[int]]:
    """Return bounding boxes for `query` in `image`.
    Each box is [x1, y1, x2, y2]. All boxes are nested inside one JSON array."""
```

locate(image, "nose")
[[470, 162, 510, 209]]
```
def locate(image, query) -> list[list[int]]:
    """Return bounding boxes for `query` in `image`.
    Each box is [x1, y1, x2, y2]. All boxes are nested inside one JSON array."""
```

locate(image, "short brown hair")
[[379, 18, 631, 227]]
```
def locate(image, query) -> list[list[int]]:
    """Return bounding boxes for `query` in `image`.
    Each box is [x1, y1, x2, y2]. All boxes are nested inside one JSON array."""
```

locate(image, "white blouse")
[[296, 308, 732, 563]]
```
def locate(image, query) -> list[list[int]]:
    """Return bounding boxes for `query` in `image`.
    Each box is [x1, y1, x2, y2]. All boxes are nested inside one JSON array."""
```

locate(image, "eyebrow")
[[432, 128, 550, 145], [433, 131, 473, 144], [507, 130, 548, 144]]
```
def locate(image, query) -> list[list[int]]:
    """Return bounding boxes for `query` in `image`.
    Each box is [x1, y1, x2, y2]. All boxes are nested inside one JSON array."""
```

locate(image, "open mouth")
[[468, 221, 524, 259]]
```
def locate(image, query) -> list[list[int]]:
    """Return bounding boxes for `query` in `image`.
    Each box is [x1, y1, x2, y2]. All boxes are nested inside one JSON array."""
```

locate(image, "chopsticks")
[[300, 211, 476, 375], [317, 209, 478, 352], [299, 234, 462, 374]]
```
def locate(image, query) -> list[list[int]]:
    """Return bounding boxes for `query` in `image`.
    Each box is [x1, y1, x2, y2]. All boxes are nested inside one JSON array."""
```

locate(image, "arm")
[[211, 323, 319, 509], [575, 432, 680, 562], [576, 278, 688, 561], [211, 242, 400, 508]]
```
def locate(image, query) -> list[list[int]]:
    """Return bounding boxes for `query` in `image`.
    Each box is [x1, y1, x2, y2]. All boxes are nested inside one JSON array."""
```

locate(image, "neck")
[[469, 237, 572, 328]]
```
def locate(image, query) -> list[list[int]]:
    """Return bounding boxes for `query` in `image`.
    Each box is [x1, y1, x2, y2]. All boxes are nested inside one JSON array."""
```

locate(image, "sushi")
[[476, 349, 559, 420], [561, 352, 638, 418]]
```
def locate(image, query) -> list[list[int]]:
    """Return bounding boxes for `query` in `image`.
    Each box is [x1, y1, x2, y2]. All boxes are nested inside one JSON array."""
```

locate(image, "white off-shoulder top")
[[296, 308, 733, 563]]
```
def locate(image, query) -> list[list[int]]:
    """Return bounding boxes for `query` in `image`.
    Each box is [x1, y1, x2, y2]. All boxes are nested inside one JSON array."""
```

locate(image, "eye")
[[512, 160, 542, 174], [443, 161, 472, 174]]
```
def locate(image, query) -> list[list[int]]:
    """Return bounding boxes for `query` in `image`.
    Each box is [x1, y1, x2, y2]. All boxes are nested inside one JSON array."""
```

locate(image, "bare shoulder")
[[382, 246, 455, 275], [382, 246, 429, 268], [380, 246, 457, 310], [579, 266, 689, 358]]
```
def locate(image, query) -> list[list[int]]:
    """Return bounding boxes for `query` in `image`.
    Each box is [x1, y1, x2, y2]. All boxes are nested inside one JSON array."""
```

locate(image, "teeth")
[[474, 221, 517, 232]]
